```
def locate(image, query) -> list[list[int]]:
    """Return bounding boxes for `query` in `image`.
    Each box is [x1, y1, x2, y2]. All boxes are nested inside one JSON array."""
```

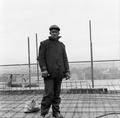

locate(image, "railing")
[[0, 60, 120, 92]]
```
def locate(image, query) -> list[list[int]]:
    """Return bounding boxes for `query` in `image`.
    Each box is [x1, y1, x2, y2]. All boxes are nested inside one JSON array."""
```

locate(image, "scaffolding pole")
[[89, 20, 94, 88], [28, 37, 31, 88], [35, 33, 39, 83]]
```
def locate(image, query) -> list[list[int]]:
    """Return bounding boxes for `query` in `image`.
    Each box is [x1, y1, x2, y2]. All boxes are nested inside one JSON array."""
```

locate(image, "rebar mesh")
[[0, 93, 120, 118], [0, 60, 120, 118]]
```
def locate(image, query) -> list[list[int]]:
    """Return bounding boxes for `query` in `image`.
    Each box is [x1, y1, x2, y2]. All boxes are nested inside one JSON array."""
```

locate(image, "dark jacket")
[[38, 36, 70, 79]]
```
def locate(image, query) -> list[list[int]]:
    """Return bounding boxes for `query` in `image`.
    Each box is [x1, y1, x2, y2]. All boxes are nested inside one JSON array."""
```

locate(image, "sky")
[[0, 0, 120, 65]]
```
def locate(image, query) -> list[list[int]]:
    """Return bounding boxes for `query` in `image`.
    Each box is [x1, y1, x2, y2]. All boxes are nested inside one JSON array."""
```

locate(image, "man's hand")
[[41, 70, 49, 78], [65, 72, 71, 80]]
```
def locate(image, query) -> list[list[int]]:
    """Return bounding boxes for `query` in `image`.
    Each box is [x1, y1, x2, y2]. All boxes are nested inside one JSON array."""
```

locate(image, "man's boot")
[[40, 115, 45, 118], [53, 113, 64, 118], [40, 114, 52, 118]]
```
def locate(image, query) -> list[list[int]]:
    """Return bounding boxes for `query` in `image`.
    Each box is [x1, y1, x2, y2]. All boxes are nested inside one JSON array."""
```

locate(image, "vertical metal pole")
[[89, 20, 94, 88], [35, 33, 39, 84], [28, 37, 31, 88]]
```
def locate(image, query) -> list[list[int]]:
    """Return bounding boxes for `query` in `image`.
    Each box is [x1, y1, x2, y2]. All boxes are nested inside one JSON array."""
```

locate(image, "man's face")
[[50, 29, 59, 39]]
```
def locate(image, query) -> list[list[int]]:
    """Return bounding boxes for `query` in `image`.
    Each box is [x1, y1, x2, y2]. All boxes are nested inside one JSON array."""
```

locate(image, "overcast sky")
[[0, 0, 120, 65]]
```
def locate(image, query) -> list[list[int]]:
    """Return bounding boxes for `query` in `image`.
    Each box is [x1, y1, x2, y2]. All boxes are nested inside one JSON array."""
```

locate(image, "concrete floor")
[[0, 92, 120, 118]]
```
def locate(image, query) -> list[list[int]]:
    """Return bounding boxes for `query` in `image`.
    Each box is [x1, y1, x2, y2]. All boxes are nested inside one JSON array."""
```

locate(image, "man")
[[37, 25, 70, 118]]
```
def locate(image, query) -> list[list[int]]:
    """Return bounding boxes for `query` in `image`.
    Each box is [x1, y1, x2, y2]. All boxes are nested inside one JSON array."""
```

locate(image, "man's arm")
[[37, 42, 49, 78], [63, 44, 71, 79], [63, 48, 70, 73], [37, 42, 47, 71]]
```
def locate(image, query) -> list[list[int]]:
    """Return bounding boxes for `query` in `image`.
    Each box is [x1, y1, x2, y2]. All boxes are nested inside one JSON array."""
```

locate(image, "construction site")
[[0, 17, 120, 118]]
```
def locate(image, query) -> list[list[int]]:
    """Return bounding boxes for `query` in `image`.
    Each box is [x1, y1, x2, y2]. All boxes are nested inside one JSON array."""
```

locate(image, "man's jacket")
[[38, 36, 70, 79]]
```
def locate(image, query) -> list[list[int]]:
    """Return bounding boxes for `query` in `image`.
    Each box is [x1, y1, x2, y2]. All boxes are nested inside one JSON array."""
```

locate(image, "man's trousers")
[[41, 78, 62, 116]]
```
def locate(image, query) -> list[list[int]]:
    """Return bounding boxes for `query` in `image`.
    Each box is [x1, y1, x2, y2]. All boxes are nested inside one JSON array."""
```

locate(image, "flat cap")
[[49, 25, 60, 31]]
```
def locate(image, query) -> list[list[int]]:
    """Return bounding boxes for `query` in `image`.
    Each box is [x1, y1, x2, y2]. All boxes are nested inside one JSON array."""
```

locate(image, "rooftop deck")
[[0, 91, 120, 118]]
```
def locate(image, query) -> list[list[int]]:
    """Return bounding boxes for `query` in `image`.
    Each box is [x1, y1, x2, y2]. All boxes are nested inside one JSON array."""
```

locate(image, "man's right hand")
[[41, 70, 49, 78]]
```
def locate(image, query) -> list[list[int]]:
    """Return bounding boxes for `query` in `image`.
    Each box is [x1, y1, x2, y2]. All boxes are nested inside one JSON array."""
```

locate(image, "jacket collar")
[[49, 36, 61, 41]]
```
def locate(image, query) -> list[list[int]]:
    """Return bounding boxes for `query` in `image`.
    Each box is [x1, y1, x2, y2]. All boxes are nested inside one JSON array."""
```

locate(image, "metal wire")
[[0, 60, 120, 118]]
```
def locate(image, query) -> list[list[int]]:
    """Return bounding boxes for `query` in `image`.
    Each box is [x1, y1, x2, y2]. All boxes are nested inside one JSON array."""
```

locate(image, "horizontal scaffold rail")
[[0, 59, 120, 67]]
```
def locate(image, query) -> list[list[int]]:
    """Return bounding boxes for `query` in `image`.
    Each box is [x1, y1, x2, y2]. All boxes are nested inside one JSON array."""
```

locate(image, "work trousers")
[[41, 77, 62, 116]]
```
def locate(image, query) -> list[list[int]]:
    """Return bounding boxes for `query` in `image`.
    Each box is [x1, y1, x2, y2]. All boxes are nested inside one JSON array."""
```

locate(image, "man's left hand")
[[65, 72, 71, 80]]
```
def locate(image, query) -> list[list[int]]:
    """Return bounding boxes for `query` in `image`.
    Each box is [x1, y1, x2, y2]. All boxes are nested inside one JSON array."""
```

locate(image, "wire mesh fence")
[[0, 60, 120, 92]]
